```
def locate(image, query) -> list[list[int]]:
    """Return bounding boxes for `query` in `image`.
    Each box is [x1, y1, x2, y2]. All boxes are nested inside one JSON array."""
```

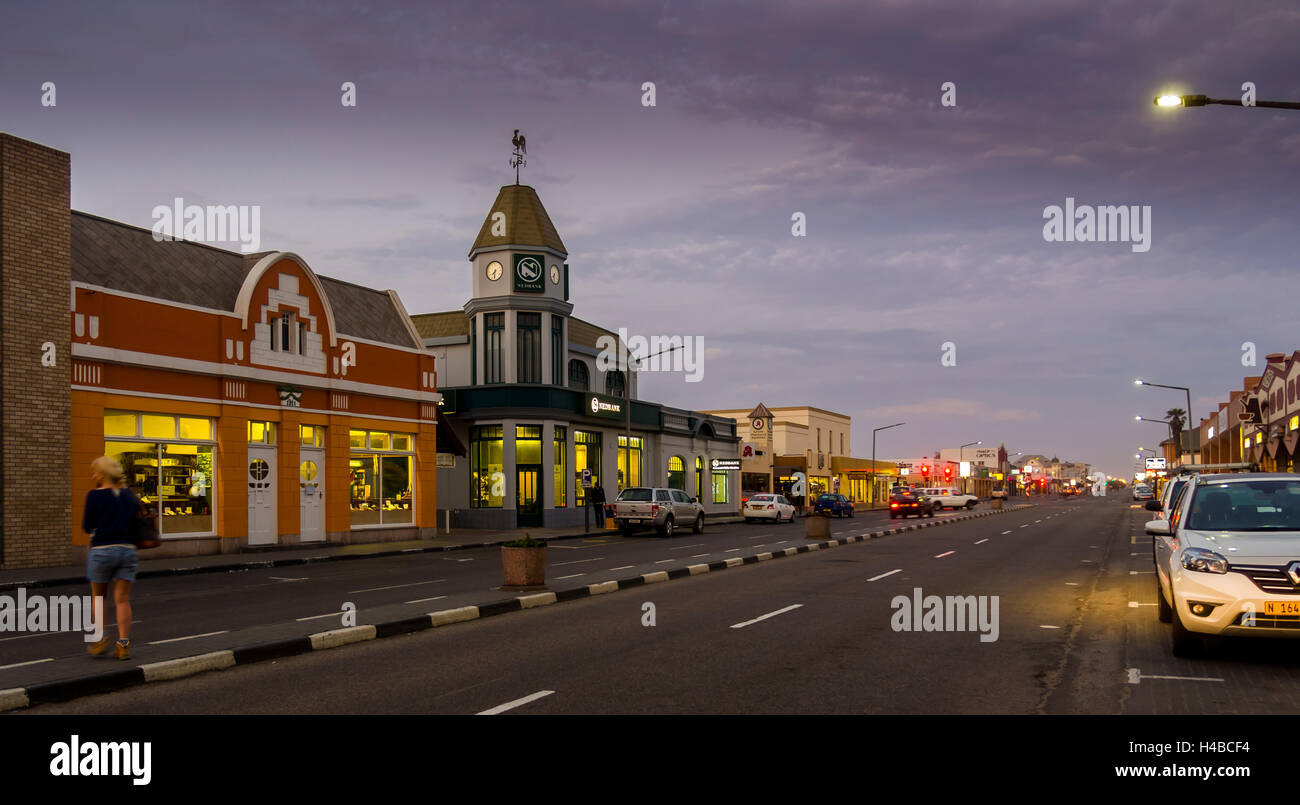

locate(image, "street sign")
[[1145, 457, 1167, 469], [581, 468, 592, 488]]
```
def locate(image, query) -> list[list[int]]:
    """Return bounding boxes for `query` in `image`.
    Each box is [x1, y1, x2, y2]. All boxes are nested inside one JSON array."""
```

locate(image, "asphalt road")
[[0, 501, 987, 689], [20, 493, 1212, 715]]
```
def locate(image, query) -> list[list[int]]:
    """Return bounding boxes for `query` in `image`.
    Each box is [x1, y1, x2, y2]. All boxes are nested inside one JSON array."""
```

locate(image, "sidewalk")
[[0, 516, 747, 592]]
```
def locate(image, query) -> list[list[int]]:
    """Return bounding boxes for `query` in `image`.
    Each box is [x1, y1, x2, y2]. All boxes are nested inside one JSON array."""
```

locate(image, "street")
[[20, 495, 1297, 715]]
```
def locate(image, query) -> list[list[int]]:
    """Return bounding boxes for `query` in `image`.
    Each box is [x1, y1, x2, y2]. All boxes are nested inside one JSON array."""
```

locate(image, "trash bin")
[[992, 498, 1003, 510], [805, 513, 831, 540]]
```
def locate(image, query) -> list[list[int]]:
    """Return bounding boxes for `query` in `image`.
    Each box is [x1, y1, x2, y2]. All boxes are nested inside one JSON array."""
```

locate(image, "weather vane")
[[510, 129, 527, 184]]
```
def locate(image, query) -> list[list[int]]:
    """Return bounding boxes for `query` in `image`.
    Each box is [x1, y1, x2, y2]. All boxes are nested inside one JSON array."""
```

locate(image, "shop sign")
[[1145, 457, 1167, 469], [513, 253, 546, 293], [711, 458, 741, 471], [741, 442, 757, 459], [582, 393, 623, 419], [436, 453, 456, 468]]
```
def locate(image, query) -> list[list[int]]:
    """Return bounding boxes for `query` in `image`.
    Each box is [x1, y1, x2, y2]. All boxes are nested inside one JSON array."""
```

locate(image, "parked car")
[[612, 487, 704, 537], [1147, 472, 1300, 656], [922, 487, 979, 510], [1144, 477, 1189, 520], [744, 493, 796, 523], [889, 489, 935, 519], [991, 484, 1008, 500], [813, 493, 854, 518]]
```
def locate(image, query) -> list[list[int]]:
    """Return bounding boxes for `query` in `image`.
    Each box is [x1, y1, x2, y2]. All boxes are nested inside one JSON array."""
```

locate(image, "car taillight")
[[767, 504, 775, 509], [651, 504, 660, 514], [890, 503, 898, 508]]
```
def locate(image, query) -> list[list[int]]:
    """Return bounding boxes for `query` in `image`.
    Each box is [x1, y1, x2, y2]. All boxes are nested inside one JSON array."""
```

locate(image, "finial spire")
[[510, 129, 527, 184]]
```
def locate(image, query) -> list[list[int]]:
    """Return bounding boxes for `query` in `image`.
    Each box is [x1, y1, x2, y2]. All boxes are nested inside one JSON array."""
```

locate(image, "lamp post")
[[959, 440, 981, 494], [1135, 378, 1193, 461], [1155, 93, 1300, 111], [621, 343, 681, 494], [871, 422, 906, 509]]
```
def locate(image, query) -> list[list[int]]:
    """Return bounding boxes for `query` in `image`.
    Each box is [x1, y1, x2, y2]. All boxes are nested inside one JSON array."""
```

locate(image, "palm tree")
[[1165, 408, 1186, 461]]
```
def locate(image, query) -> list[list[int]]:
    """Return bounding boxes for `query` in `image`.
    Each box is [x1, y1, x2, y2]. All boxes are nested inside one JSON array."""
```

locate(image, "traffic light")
[[943, 465, 952, 482], [920, 464, 930, 478]]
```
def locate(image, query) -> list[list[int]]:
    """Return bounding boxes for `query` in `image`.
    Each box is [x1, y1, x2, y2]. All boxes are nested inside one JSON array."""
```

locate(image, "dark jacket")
[[83, 487, 140, 548], [589, 484, 606, 505]]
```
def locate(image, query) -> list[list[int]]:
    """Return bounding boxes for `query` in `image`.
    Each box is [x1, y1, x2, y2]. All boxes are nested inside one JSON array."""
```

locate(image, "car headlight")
[[1180, 547, 1228, 575]]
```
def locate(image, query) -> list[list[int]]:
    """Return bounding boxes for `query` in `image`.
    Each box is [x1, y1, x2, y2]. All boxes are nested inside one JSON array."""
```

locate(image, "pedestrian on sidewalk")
[[589, 482, 607, 527], [82, 456, 142, 660]]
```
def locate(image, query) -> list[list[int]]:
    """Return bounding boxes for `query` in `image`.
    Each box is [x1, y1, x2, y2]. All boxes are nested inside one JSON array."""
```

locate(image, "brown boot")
[[114, 639, 131, 661], [87, 637, 110, 657]]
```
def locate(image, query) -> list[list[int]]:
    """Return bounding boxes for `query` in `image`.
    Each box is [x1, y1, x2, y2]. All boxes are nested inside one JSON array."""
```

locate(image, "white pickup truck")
[[921, 487, 980, 510]]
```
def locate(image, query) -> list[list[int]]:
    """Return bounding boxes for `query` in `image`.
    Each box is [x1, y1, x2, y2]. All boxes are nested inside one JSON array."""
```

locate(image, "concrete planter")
[[804, 514, 831, 540], [501, 545, 547, 589]]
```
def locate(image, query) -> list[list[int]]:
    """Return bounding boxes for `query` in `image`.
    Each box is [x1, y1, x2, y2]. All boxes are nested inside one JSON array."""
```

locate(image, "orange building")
[[0, 133, 446, 568]]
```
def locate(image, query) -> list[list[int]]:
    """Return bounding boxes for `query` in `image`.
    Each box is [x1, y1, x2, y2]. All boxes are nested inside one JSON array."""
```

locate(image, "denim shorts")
[[87, 545, 139, 584]]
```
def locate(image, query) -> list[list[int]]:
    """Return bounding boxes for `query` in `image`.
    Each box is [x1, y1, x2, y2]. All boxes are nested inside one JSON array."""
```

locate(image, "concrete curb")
[[0, 503, 1034, 712], [0, 517, 750, 593]]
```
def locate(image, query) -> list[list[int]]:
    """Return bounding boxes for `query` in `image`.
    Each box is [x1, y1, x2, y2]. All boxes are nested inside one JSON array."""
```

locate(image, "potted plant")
[[501, 533, 547, 589]]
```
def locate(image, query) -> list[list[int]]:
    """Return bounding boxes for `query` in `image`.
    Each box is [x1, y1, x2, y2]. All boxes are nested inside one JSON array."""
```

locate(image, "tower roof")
[[469, 184, 567, 257]]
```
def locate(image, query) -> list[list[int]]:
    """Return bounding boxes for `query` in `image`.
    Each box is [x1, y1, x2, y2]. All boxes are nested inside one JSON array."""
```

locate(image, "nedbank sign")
[[513, 253, 545, 293], [583, 393, 624, 419]]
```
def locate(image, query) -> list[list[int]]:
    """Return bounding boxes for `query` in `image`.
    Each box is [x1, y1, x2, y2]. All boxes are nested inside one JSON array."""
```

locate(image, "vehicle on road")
[[1147, 472, 1300, 656], [991, 484, 1007, 500], [744, 493, 796, 523], [612, 487, 704, 537], [922, 487, 979, 510], [1132, 485, 1154, 501], [813, 493, 854, 518], [889, 489, 935, 519]]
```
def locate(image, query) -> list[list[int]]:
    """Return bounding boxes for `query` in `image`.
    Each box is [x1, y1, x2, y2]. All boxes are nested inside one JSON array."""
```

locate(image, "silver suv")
[[612, 487, 705, 537]]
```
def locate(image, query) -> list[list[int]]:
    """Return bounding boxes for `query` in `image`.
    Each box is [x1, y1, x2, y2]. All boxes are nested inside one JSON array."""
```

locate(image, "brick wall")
[[0, 134, 73, 569]]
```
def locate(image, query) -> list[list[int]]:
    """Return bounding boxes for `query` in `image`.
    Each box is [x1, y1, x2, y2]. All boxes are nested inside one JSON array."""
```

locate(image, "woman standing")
[[82, 456, 140, 660]]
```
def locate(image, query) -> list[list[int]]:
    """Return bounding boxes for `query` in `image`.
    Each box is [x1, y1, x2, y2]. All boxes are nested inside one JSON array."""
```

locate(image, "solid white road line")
[[868, 569, 902, 582], [0, 657, 53, 671], [974, 539, 989, 545], [934, 551, 955, 558], [669, 543, 705, 550], [1127, 668, 1223, 684], [147, 630, 229, 645], [349, 579, 447, 593], [607, 565, 635, 571], [476, 689, 556, 715], [552, 557, 606, 566], [404, 595, 448, 604], [296, 611, 349, 622], [730, 604, 804, 629], [555, 573, 586, 580]]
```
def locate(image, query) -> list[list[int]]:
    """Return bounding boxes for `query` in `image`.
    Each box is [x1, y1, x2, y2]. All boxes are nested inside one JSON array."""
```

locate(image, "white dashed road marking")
[[868, 569, 902, 582], [731, 604, 804, 630], [477, 690, 556, 715]]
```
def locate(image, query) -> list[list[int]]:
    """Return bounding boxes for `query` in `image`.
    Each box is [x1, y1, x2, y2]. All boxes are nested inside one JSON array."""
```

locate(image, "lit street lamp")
[[1155, 93, 1300, 111]]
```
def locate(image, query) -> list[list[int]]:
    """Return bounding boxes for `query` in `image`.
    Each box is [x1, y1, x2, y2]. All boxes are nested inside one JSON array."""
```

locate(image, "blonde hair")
[[91, 456, 125, 485]]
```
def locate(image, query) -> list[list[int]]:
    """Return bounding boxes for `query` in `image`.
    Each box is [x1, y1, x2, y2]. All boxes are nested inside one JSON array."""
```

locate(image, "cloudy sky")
[[3, 0, 1298, 479]]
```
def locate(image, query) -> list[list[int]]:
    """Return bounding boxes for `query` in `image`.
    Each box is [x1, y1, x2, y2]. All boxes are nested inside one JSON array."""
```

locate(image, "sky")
[[3, 0, 1298, 480]]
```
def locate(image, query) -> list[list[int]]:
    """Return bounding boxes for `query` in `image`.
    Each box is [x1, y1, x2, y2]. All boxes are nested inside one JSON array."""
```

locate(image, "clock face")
[[550, 264, 561, 284], [485, 261, 503, 281]]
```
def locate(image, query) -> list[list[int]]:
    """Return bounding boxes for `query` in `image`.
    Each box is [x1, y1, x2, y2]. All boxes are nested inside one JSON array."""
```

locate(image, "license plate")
[[1264, 601, 1300, 616]]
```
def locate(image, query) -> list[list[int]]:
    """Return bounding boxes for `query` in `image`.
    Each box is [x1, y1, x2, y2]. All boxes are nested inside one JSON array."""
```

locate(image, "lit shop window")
[[300, 424, 325, 447], [248, 421, 277, 445], [711, 469, 729, 504], [349, 429, 414, 526], [667, 456, 685, 490], [574, 430, 601, 506], [553, 426, 567, 508], [104, 411, 214, 537], [470, 426, 504, 509], [617, 435, 642, 489]]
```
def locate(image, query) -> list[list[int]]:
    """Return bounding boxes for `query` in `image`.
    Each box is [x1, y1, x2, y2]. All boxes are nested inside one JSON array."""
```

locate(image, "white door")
[[247, 446, 277, 545], [299, 448, 325, 542]]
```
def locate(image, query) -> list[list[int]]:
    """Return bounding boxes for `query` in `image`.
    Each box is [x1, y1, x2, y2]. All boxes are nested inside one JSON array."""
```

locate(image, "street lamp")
[[871, 422, 906, 509], [1154, 93, 1300, 111], [1136, 378, 1194, 462], [959, 440, 981, 494], [621, 343, 680, 493]]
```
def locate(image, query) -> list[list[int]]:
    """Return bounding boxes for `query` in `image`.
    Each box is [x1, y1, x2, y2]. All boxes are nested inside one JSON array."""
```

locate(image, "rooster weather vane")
[[511, 129, 527, 184]]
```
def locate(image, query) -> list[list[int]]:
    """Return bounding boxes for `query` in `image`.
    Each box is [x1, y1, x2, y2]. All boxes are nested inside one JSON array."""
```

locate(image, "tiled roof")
[[412, 311, 470, 338], [469, 185, 566, 256], [70, 212, 419, 347], [568, 317, 619, 351]]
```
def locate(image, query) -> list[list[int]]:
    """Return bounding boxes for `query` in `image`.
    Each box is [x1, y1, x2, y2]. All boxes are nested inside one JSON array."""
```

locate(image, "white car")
[[1147, 473, 1300, 656], [922, 487, 979, 510], [744, 493, 796, 523], [1132, 485, 1154, 501]]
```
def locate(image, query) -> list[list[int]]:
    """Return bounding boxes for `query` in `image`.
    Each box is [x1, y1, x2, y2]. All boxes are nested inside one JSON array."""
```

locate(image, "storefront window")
[[554, 426, 567, 508], [618, 435, 642, 489], [809, 477, 829, 496], [300, 424, 325, 448], [712, 470, 729, 504], [471, 425, 504, 508], [350, 429, 415, 526], [104, 411, 215, 537], [667, 456, 685, 490], [516, 425, 542, 464], [574, 430, 601, 505], [249, 421, 277, 445]]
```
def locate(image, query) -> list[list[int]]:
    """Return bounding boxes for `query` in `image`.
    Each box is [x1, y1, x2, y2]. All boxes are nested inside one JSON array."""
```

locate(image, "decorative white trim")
[[72, 342, 441, 403], [237, 252, 339, 348], [72, 385, 436, 424], [385, 289, 425, 350], [332, 392, 349, 410], [73, 281, 241, 319], [75, 314, 85, 337]]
